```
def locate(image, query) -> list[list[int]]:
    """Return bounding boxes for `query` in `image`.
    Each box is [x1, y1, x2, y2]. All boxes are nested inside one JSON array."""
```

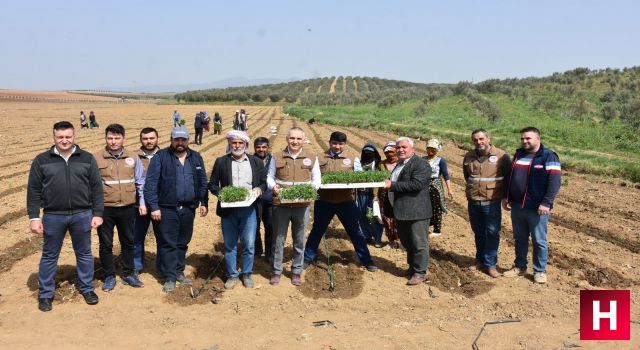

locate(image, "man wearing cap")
[[253, 137, 274, 260], [463, 128, 511, 278], [94, 123, 146, 291], [268, 127, 321, 286], [384, 137, 432, 285], [209, 130, 266, 289], [144, 127, 209, 292], [303, 131, 377, 271]]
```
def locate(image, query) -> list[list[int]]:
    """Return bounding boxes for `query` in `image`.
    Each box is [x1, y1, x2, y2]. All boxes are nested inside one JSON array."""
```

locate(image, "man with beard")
[[209, 130, 266, 289], [463, 128, 511, 279], [133, 127, 160, 274], [252, 137, 274, 260], [144, 127, 209, 292], [94, 123, 146, 291], [268, 127, 321, 286], [303, 131, 377, 272]]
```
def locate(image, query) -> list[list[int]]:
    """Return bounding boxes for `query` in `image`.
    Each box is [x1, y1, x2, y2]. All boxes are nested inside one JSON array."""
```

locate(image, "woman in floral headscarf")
[[423, 138, 453, 237]]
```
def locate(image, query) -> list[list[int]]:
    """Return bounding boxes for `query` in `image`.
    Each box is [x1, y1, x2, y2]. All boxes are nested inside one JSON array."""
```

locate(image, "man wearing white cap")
[[209, 130, 267, 289], [144, 127, 209, 292]]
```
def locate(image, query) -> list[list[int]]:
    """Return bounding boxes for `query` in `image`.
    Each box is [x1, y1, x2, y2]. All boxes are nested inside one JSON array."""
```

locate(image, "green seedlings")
[[219, 186, 250, 202], [321, 170, 390, 184], [279, 184, 318, 201]]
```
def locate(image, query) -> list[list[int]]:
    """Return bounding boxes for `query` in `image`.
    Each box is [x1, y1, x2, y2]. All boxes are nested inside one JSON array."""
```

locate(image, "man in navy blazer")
[[209, 130, 267, 289], [385, 137, 432, 285]]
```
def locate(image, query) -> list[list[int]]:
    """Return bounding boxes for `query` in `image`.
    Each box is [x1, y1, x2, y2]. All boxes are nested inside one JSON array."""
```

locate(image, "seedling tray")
[[220, 191, 257, 207], [320, 181, 386, 189]]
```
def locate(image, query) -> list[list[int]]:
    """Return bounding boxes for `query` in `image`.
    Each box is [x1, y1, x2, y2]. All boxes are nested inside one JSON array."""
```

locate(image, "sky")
[[1, 0, 639, 91]]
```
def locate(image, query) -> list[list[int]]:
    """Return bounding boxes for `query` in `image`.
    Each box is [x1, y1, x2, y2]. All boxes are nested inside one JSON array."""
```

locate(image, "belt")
[[468, 200, 499, 206]]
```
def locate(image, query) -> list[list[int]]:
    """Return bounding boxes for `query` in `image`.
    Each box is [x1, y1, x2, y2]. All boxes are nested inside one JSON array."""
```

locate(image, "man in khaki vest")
[[94, 123, 146, 291], [463, 128, 511, 278], [268, 127, 321, 286], [303, 131, 377, 272]]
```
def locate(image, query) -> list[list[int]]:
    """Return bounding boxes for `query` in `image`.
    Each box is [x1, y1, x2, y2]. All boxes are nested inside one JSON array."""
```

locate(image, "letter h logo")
[[580, 290, 630, 340]]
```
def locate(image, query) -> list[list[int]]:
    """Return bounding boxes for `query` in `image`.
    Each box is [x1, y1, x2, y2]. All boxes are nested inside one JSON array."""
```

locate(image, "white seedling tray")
[[220, 191, 257, 208], [278, 198, 315, 204], [320, 181, 386, 189]]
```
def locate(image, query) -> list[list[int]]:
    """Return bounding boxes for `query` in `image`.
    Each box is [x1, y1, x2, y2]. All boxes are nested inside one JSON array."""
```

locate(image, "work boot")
[[242, 275, 255, 289], [406, 274, 425, 286], [270, 274, 281, 286], [224, 277, 239, 289], [486, 267, 501, 278], [163, 280, 176, 293], [177, 274, 193, 286], [291, 274, 301, 286], [38, 298, 53, 312]]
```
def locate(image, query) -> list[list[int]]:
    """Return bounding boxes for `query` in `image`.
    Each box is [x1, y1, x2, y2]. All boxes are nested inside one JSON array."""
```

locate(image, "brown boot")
[[406, 274, 425, 286], [486, 267, 501, 278]]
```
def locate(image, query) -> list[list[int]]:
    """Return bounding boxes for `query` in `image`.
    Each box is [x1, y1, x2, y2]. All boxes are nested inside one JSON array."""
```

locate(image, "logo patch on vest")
[[342, 158, 352, 166], [489, 156, 498, 164], [534, 164, 544, 169], [303, 158, 312, 166], [124, 157, 135, 167]]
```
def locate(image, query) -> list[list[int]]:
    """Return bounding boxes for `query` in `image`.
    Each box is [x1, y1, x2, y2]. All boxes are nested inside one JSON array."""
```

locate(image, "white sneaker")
[[503, 267, 525, 278], [534, 272, 547, 284], [428, 232, 442, 238]]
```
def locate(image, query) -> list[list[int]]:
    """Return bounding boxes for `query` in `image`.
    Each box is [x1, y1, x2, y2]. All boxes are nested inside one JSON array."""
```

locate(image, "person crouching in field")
[[423, 139, 453, 237], [79, 111, 89, 129], [27, 121, 103, 311], [208, 130, 266, 289]]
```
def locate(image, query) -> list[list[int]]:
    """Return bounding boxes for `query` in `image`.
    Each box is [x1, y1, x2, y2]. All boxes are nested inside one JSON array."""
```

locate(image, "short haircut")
[[396, 136, 414, 147], [287, 127, 305, 137], [471, 128, 490, 138], [254, 136, 269, 146], [105, 123, 125, 137], [53, 121, 74, 131], [329, 131, 347, 143], [140, 127, 158, 137], [520, 126, 540, 136]]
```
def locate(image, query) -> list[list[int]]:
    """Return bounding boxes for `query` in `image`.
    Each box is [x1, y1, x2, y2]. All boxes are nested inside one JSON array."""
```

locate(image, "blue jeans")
[[39, 210, 94, 298], [468, 201, 501, 269], [157, 206, 195, 281], [304, 200, 373, 266], [133, 212, 160, 273], [511, 205, 549, 273], [221, 204, 257, 279], [356, 191, 383, 245]]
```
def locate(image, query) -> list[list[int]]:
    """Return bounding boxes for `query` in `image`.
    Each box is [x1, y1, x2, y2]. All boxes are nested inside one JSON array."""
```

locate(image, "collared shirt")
[[266, 148, 322, 190], [231, 154, 253, 190], [54, 146, 77, 163], [391, 154, 413, 182]]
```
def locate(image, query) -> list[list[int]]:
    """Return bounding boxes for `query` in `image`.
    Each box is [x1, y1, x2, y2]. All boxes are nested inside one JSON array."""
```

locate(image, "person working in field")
[[423, 138, 453, 237], [208, 130, 266, 289], [79, 111, 89, 129], [268, 127, 321, 286], [193, 112, 204, 145], [213, 112, 223, 135], [173, 110, 181, 127], [303, 131, 377, 272], [89, 111, 99, 128], [27, 121, 103, 311]]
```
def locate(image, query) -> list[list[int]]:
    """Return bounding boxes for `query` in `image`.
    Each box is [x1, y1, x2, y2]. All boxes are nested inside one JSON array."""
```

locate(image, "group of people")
[[79, 111, 99, 129], [27, 118, 560, 312]]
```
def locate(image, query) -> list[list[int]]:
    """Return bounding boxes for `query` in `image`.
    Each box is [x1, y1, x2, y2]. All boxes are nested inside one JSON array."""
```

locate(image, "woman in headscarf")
[[423, 138, 453, 237], [379, 141, 400, 248], [356, 141, 384, 247]]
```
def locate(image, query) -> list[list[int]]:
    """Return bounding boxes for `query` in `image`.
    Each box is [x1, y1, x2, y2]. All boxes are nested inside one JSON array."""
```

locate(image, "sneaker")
[[122, 274, 144, 288], [270, 274, 281, 286], [534, 272, 548, 284], [291, 274, 301, 286], [163, 280, 176, 293], [177, 274, 193, 286], [242, 275, 255, 289], [102, 275, 116, 291], [224, 277, 239, 289], [38, 298, 53, 312], [373, 242, 384, 248], [82, 291, 99, 305], [428, 232, 442, 238], [406, 274, 425, 286], [486, 267, 501, 278], [366, 264, 378, 272], [503, 267, 525, 278]]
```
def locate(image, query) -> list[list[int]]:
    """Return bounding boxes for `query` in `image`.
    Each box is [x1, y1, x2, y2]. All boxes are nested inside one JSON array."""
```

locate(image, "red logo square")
[[580, 290, 631, 340]]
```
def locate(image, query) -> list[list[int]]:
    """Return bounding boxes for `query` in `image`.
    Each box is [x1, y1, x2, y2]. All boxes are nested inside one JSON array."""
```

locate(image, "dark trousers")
[[39, 210, 94, 298], [468, 201, 501, 269], [356, 191, 383, 244], [397, 218, 430, 277], [157, 206, 195, 281], [255, 201, 273, 258], [194, 127, 203, 144], [98, 205, 136, 277], [133, 212, 160, 273], [304, 200, 373, 266]]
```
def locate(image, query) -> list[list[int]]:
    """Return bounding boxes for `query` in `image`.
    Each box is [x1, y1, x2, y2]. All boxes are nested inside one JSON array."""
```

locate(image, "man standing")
[[384, 137, 432, 285], [268, 128, 321, 286], [253, 137, 274, 260], [94, 124, 146, 291], [209, 130, 266, 289], [463, 128, 510, 278], [303, 131, 377, 271], [133, 127, 160, 274], [173, 110, 181, 127], [502, 127, 561, 284], [27, 121, 103, 311], [194, 112, 204, 145], [145, 127, 209, 292]]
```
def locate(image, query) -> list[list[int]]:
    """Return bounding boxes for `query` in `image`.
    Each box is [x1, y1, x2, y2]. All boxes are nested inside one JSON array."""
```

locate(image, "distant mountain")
[[98, 77, 299, 93]]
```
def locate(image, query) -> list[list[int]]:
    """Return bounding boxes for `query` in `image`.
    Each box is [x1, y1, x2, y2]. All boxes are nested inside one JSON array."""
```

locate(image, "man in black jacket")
[[384, 137, 432, 286], [209, 130, 267, 289], [27, 121, 104, 311]]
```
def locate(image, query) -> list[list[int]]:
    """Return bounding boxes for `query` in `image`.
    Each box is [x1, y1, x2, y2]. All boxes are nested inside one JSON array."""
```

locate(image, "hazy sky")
[[1, 0, 638, 90]]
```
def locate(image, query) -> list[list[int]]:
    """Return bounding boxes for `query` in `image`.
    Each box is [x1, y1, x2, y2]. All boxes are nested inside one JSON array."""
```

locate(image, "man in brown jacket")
[[303, 131, 376, 271], [94, 123, 146, 291], [463, 128, 511, 278]]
